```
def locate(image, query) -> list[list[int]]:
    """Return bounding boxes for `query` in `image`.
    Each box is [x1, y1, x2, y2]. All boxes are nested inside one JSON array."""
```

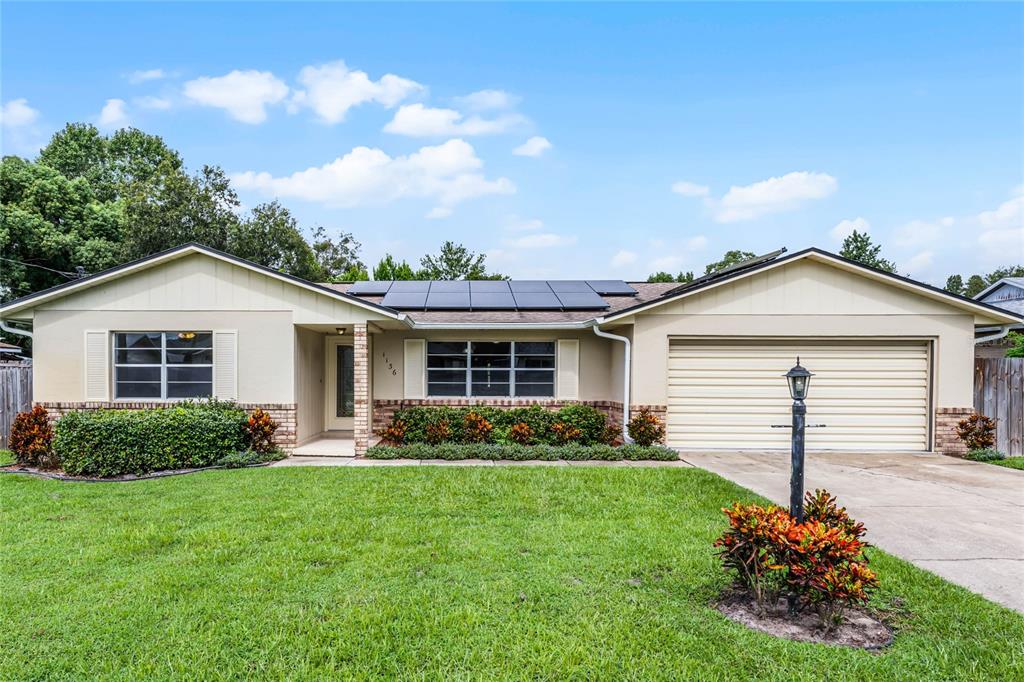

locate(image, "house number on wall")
[[381, 351, 398, 376]]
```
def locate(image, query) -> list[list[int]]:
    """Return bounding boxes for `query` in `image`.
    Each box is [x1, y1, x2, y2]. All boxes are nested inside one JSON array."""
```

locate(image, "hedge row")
[[387, 404, 611, 445], [365, 442, 679, 461], [54, 401, 248, 477]]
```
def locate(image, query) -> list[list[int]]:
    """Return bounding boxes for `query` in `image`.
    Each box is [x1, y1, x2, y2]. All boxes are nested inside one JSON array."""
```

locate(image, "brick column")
[[935, 407, 973, 456], [353, 323, 370, 455]]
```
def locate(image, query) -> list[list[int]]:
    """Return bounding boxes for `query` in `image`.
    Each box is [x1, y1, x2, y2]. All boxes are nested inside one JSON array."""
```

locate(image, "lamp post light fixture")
[[783, 358, 814, 522]]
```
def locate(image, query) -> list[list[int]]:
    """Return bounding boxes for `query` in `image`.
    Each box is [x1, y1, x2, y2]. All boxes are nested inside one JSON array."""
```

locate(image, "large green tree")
[[838, 231, 896, 273], [419, 241, 505, 280], [373, 254, 418, 280], [703, 250, 757, 274], [647, 271, 694, 283]]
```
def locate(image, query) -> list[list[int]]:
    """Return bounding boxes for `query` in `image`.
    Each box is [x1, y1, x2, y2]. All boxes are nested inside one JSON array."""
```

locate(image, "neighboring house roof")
[[973, 278, 1024, 318], [974, 277, 1024, 301], [0, 341, 22, 352], [0, 243, 403, 321]]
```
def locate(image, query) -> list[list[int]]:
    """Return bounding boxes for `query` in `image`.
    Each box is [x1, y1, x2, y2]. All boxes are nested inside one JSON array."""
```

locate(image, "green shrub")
[[215, 448, 286, 469], [965, 448, 1006, 462], [556, 404, 607, 444], [54, 401, 247, 477], [387, 404, 608, 445], [364, 442, 679, 461]]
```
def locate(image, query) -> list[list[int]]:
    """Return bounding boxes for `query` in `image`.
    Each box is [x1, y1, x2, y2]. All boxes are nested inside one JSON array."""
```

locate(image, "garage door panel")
[[666, 341, 929, 451]]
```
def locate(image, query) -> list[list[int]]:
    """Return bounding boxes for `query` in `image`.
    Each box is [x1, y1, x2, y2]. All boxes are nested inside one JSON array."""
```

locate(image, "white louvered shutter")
[[556, 339, 580, 400], [212, 330, 238, 400], [404, 339, 426, 398], [84, 330, 109, 401]]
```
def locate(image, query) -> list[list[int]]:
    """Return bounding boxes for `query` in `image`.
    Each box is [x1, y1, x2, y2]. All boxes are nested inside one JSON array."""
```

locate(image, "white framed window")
[[113, 332, 213, 400], [426, 341, 555, 398]]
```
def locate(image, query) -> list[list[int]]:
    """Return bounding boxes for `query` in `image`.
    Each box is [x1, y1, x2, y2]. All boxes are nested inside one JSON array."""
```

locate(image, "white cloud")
[[507, 217, 544, 231], [232, 138, 514, 212], [611, 250, 638, 268], [976, 189, 1024, 261], [904, 250, 935, 276], [290, 61, 422, 124], [686, 235, 709, 250], [671, 181, 710, 198], [504, 233, 577, 249], [830, 217, 870, 242], [127, 69, 166, 84], [713, 171, 838, 223], [97, 99, 130, 129], [512, 136, 552, 157], [384, 103, 526, 137], [455, 89, 519, 111], [893, 219, 945, 248], [425, 206, 453, 220], [134, 95, 171, 110], [0, 98, 39, 127], [183, 70, 289, 124]]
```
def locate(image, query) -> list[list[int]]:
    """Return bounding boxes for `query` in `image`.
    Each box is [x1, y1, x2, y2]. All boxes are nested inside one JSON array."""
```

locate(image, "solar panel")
[[429, 280, 470, 293], [555, 291, 610, 309], [469, 280, 511, 293], [425, 292, 471, 309], [471, 292, 517, 309], [381, 292, 428, 308], [586, 280, 637, 296], [347, 280, 392, 295], [509, 280, 553, 293], [548, 280, 592, 293], [512, 292, 562, 309], [389, 280, 431, 293]]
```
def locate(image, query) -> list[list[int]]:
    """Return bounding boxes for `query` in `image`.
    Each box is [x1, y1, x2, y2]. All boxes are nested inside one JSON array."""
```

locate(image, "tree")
[[704, 250, 756, 275], [419, 241, 504, 280], [310, 226, 365, 281], [838, 231, 896, 273], [964, 275, 988, 298], [373, 254, 418, 280], [647, 271, 695, 283], [943, 266, 1024, 298], [227, 202, 324, 281], [944, 275, 965, 296], [1006, 332, 1024, 359]]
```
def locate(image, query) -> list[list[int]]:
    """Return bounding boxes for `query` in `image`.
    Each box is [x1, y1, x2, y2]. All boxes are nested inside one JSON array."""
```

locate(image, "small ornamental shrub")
[[463, 411, 494, 443], [803, 489, 866, 541], [379, 418, 408, 446], [627, 409, 665, 446], [965, 447, 1006, 462], [216, 448, 286, 468], [425, 419, 452, 445], [550, 421, 583, 445], [9, 405, 56, 468], [600, 425, 622, 446], [508, 421, 534, 445], [387, 404, 610, 445], [556, 404, 607, 444], [244, 408, 278, 454], [956, 413, 996, 450], [713, 503, 793, 610]]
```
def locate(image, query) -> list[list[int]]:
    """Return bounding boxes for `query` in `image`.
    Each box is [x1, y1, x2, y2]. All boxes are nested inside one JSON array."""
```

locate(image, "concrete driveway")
[[681, 450, 1024, 613]]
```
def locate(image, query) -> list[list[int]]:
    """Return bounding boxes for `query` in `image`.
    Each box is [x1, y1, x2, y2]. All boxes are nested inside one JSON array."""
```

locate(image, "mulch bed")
[[717, 589, 893, 651], [0, 462, 273, 482]]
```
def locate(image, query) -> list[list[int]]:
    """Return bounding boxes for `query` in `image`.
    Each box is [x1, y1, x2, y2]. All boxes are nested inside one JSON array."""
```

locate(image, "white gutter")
[[974, 324, 1015, 344], [592, 322, 633, 444], [0, 318, 33, 340]]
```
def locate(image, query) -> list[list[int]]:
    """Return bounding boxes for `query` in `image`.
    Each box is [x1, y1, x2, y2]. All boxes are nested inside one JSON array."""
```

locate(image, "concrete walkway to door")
[[681, 450, 1024, 613]]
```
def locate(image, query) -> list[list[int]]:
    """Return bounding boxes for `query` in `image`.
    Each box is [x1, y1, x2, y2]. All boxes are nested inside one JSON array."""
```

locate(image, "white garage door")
[[666, 341, 930, 451]]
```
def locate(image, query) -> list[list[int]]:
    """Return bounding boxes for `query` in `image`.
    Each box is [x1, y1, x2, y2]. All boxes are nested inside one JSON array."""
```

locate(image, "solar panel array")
[[347, 279, 637, 311]]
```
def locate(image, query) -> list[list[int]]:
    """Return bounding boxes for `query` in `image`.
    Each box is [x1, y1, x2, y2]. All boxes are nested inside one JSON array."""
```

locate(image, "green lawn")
[[993, 457, 1024, 470], [2, 467, 1022, 680]]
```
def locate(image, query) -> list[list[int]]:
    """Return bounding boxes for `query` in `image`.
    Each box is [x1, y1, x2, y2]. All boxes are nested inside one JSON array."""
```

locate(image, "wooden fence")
[[0, 363, 32, 446], [974, 357, 1023, 456]]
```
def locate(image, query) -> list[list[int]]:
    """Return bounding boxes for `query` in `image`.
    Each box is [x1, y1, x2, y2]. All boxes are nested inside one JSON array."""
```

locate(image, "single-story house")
[[973, 277, 1024, 359], [1, 243, 1019, 456]]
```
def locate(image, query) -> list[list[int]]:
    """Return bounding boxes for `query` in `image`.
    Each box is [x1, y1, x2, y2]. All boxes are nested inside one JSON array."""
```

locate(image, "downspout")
[[592, 322, 633, 444], [974, 324, 1014, 345], [0, 318, 33, 341]]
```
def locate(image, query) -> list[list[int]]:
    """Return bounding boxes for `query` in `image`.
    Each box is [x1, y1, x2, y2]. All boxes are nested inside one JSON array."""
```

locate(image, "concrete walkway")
[[680, 450, 1024, 613]]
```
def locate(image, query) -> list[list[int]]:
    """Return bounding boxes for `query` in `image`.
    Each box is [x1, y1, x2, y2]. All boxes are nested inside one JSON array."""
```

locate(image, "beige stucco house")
[[2, 243, 1018, 456]]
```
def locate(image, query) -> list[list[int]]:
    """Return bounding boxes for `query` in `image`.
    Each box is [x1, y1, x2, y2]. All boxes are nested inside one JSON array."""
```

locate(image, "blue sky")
[[2, 2, 1022, 283]]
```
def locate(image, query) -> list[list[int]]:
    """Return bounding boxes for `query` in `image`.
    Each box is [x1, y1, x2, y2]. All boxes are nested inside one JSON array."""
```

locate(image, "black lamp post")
[[783, 358, 813, 522]]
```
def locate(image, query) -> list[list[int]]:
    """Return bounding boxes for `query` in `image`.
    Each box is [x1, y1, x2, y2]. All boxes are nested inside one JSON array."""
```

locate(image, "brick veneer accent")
[[35, 401, 298, 451], [935, 407, 974, 457], [353, 323, 370, 455]]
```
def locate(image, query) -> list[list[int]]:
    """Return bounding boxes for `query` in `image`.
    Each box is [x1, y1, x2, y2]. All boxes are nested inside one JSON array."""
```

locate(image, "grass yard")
[[2, 466, 1022, 680], [992, 457, 1024, 470]]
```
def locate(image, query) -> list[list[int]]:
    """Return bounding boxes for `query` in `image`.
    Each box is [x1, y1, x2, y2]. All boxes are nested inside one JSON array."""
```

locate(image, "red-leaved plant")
[[627, 409, 665, 446], [425, 419, 452, 445], [245, 408, 278, 454], [9, 405, 57, 468], [379, 418, 408, 446], [463, 411, 494, 443], [550, 421, 583, 445], [508, 421, 534, 445], [713, 503, 793, 611], [956, 413, 996, 450]]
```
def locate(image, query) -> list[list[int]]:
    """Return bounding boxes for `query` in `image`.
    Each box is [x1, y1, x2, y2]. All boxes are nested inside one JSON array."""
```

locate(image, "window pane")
[[471, 354, 510, 368], [472, 369, 510, 384], [471, 382, 510, 397], [166, 349, 213, 364], [116, 349, 161, 364], [515, 370, 554, 384], [515, 342, 555, 355], [515, 382, 554, 397], [515, 356, 555, 369], [427, 341, 467, 355], [472, 341, 511, 355], [116, 333, 161, 349], [116, 382, 161, 398], [167, 366, 213, 382], [116, 366, 160, 382], [427, 355, 467, 368], [167, 382, 213, 398], [427, 369, 466, 384], [428, 383, 466, 397], [337, 345, 354, 418], [165, 332, 212, 349]]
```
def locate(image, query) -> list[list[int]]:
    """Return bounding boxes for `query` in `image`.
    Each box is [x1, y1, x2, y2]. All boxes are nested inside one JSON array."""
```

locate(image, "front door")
[[325, 337, 355, 431]]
